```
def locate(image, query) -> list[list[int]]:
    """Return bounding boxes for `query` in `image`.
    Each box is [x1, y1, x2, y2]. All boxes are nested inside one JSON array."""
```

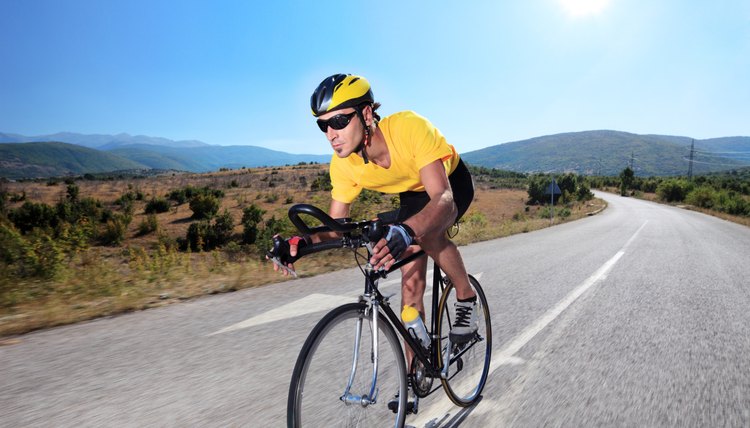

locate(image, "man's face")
[[316, 108, 362, 158]]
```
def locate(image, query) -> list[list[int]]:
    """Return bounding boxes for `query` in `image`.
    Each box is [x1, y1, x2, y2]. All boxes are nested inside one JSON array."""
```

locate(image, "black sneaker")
[[387, 390, 418, 415], [449, 298, 478, 344]]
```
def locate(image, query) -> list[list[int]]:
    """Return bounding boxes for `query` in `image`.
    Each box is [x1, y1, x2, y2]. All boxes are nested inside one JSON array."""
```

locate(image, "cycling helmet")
[[310, 74, 374, 117]]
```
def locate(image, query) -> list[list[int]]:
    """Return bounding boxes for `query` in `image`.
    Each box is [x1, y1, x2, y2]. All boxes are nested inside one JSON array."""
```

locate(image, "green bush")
[[100, 213, 131, 246], [9, 201, 57, 233], [0, 223, 65, 280], [184, 210, 235, 251], [189, 194, 220, 219], [145, 197, 171, 214], [656, 179, 691, 202], [310, 172, 332, 192], [138, 214, 160, 236], [716, 191, 749, 216], [685, 186, 716, 209], [576, 180, 594, 201], [169, 186, 224, 205], [241, 204, 265, 244]]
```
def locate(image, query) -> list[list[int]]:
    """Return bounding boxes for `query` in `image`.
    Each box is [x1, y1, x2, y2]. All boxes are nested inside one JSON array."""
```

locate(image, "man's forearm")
[[404, 190, 457, 242]]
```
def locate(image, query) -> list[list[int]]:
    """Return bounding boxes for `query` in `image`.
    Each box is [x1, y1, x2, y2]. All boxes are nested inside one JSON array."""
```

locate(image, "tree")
[[242, 204, 265, 244], [619, 167, 634, 196]]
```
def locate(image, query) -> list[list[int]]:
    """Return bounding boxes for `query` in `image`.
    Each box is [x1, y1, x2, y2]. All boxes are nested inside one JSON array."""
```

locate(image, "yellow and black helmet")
[[310, 74, 374, 117]]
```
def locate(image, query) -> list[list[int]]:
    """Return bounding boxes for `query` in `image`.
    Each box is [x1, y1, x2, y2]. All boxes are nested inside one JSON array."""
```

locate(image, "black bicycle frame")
[[365, 250, 447, 379]]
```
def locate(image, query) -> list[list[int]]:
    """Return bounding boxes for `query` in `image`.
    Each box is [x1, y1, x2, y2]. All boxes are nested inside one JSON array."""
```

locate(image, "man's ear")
[[362, 104, 373, 126]]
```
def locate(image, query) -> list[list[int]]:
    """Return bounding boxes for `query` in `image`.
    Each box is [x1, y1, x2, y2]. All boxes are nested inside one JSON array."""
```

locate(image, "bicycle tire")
[[287, 302, 408, 427], [436, 274, 492, 407]]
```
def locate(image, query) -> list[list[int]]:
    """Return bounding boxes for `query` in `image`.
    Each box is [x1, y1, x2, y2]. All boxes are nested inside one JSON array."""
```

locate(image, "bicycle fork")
[[340, 298, 380, 407]]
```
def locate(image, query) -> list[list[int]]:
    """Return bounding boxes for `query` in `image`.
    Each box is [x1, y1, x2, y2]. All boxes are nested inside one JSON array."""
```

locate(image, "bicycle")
[[271, 204, 492, 427]]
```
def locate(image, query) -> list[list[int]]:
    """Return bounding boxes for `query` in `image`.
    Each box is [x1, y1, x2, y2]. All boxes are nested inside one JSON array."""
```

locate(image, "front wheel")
[[287, 302, 408, 427], [436, 274, 492, 406]]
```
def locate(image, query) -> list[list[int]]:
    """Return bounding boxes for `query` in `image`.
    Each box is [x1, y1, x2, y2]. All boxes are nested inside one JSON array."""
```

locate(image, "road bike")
[[274, 204, 492, 427]]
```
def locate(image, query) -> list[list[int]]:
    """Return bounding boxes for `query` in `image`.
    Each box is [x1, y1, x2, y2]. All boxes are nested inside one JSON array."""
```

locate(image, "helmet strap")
[[355, 108, 370, 164]]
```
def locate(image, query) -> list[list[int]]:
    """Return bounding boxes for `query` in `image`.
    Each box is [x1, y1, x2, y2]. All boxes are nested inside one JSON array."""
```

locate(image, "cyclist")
[[272, 73, 479, 407]]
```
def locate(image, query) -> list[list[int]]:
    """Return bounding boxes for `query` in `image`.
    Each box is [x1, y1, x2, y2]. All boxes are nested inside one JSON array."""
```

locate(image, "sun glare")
[[558, 0, 610, 17]]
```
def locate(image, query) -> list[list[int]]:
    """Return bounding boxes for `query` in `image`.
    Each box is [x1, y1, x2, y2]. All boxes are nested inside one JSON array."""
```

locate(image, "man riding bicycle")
[[271, 74, 479, 407]]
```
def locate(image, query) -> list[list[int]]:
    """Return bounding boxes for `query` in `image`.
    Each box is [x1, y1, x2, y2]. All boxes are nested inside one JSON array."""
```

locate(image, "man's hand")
[[266, 235, 308, 277], [369, 224, 414, 270]]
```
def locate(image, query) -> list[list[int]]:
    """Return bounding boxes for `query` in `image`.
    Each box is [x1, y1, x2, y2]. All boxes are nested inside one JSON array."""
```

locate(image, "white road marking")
[[207, 293, 353, 336], [209, 271, 484, 336], [410, 223, 647, 427]]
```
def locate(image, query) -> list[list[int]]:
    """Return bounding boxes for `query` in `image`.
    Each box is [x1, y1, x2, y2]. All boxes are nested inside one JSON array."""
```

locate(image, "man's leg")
[[419, 232, 478, 343], [419, 233, 474, 300], [389, 251, 427, 415]]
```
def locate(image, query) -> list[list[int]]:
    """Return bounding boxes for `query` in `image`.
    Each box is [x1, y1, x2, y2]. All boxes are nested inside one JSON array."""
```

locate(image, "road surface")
[[2, 191, 750, 426]]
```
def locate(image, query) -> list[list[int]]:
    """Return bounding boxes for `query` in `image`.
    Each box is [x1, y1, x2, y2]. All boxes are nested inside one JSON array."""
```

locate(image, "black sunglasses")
[[316, 111, 358, 132]]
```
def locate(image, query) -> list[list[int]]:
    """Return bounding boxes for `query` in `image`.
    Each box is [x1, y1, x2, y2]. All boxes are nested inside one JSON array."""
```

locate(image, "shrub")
[[241, 204, 265, 245], [184, 210, 235, 251], [66, 184, 80, 202], [310, 172, 332, 192], [465, 211, 487, 228], [1, 224, 65, 279], [190, 194, 220, 219], [656, 179, 691, 202], [100, 213, 130, 246], [145, 197, 171, 214], [169, 186, 224, 205], [138, 214, 159, 236], [9, 201, 57, 233], [716, 191, 749, 216], [685, 186, 716, 209], [576, 180, 594, 201]]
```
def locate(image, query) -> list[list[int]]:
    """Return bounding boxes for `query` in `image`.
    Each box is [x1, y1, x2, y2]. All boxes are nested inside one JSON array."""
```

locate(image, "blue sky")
[[1, 0, 748, 155]]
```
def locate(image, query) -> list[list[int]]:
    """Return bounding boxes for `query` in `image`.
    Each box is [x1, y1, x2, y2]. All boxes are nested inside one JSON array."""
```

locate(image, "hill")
[[0, 133, 331, 178], [0, 132, 209, 149], [0, 142, 147, 179], [108, 144, 331, 172], [462, 131, 750, 176]]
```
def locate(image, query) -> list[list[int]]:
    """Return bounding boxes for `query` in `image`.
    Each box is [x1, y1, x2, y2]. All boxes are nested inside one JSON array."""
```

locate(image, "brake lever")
[[269, 256, 298, 278]]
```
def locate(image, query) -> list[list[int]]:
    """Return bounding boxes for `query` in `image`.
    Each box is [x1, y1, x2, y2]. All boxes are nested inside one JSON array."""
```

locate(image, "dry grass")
[[1, 166, 605, 336]]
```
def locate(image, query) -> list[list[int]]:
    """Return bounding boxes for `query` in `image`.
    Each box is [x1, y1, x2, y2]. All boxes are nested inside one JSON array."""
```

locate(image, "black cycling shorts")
[[392, 158, 474, 224]]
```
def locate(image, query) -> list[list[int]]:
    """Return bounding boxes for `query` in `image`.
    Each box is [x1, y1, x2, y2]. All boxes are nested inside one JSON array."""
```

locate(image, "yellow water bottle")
[[401, 305, 430, 349]]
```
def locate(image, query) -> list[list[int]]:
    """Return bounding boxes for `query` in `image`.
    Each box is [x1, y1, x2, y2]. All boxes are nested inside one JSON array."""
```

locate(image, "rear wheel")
[[288, 302, 408, 427], [436, 275, 492, 406]]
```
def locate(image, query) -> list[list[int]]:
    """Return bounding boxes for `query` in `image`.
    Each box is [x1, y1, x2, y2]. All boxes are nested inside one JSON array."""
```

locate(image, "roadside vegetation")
[[0, 164, 602, 336], [591, 167, 750, 226]]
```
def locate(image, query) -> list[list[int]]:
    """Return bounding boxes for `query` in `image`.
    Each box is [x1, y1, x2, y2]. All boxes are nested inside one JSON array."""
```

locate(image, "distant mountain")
[[462, 131, 750, 176], [108, 144, 330, 172], [0, 132, 332, 179], [0, 132, 210, 149], [0, 142, 147, 179]]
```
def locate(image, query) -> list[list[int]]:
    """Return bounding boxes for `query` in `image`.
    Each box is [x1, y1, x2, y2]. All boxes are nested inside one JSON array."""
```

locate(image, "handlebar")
[[268, 204, 386, 270], [269, 204, 424, 278]]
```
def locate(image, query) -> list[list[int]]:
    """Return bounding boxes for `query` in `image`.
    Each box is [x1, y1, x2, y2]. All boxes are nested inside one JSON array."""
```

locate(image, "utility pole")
[[687, 139, 695, 180], [630, 152, 635, 171]]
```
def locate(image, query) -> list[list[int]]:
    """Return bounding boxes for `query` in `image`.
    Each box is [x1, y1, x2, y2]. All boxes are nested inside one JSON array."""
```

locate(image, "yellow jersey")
[[330, 111, 460, 204]]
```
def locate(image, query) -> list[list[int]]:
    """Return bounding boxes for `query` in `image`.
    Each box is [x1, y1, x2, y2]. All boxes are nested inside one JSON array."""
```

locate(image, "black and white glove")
[[383, 223, 415, 260], [267, 235, 309, 277]]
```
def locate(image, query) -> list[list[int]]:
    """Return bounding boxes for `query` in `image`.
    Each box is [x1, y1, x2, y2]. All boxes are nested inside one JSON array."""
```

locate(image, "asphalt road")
[[2, 191, 750, 427]]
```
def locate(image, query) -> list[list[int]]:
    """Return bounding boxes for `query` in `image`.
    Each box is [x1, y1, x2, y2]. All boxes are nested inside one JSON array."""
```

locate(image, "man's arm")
[[401, 159, 457, 243], [368, 159, 457, 270]]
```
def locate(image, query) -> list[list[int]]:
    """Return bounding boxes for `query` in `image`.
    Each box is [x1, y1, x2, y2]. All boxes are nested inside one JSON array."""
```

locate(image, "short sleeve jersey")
[[330, 110, 460, 204]]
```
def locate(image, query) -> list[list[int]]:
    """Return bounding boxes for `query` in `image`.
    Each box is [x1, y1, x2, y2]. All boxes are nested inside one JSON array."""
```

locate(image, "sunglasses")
[[316, 111, 358, 132]]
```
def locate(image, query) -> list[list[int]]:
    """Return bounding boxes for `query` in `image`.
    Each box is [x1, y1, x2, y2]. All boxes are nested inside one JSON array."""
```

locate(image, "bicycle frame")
[[361, 250, 448, 385], [281, 203, 481, 409]]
